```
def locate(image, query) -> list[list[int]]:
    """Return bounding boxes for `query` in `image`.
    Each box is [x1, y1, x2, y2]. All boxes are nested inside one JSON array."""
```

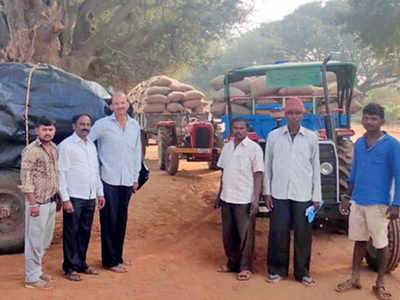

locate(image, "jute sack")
[[256, 109, 285, 118], [169, 81, 193, 92], [211, 102, 226, 116], [211, 103, 251, 116], [250, 76, 279, 97], [143, 103, 166, 113], [278, 85, 314, 96], [312, 83, 337, 97], [183, 90, 205, 101], [318, 98, 362, 115], [166, 102, 185, 113], [168, 91, 185, 102], [149, 75, 173, 87], [232, 78, 251, 94], [144, 94, 169, 104], [183, 98, 207, 109], [212, 87, 245, 102], [209, 75, 251, 93], [256, 98, 281, 105], [209, 75, 224, 90], [231, 97, 251, 107], [146, 86, 172, 96]]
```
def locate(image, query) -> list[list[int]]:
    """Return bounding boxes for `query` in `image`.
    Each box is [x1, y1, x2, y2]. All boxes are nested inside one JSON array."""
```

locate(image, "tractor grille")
[[194, 128, 211, 148], [319, 141, 338, 204]]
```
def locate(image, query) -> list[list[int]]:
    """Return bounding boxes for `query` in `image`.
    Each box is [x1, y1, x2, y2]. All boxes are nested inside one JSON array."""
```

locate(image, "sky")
[[246, 0, 320, 29]]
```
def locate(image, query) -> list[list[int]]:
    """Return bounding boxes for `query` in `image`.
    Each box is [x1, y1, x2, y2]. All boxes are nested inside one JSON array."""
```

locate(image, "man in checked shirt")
[[19, 117, 61, 289]]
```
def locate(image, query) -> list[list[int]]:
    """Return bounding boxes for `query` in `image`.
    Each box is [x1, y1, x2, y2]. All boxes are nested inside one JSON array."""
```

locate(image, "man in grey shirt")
[[263, 97, 321, 286], [89, 92, 142, 273]]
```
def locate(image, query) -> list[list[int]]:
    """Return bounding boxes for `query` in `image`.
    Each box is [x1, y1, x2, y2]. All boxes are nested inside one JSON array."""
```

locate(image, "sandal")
[[237, 270, 251, 281], [301, 276, 316, 287], [372, 285, 392, 300], [266, 273, 282, 283], [108, 264, 127, 273], [217, 265, 235, 273], [40, 274, 54, 282], [65, 271, 81, 281], [82, 266, 99, 275], [335, 279, 362, 293]]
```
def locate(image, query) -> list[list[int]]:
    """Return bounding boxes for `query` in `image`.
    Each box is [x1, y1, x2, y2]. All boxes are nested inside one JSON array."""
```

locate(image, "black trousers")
[[63, 198, 95, 273], [100, 182, 133, 268], [267, 199, 313, 280], [221, 201, 255, 272]]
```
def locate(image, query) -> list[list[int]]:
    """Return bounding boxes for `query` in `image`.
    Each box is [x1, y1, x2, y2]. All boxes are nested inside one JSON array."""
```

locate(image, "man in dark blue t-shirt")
[[336, 103, 400, 300]]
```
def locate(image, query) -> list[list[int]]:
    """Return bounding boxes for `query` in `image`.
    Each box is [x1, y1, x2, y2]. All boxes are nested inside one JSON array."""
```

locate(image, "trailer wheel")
[[166, 146, 179, 175], [158, 126, 174, 170], [0, 169, 25, 254], [366, 219, 400, 273]]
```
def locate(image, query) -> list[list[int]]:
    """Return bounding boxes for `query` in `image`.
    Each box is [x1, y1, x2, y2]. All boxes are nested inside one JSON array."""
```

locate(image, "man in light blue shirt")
[[89, 92, 142, 273]]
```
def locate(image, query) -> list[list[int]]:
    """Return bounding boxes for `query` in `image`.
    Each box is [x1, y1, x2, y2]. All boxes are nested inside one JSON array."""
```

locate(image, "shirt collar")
[[282, 125, 305, 136], [71, 132, 89, 144], [110, 113, 133, 123], [361, 131, 388, 148], [34, 138, 57, 149], [230, 136, 250, 147]]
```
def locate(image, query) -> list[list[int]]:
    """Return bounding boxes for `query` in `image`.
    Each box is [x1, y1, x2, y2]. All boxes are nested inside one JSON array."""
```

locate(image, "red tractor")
[[157, 114, 222, 175]]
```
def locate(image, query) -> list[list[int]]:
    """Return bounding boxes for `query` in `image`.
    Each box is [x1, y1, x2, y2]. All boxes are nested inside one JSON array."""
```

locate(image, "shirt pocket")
[[372, 153, 386, 164], [236, 153, 251, 172]]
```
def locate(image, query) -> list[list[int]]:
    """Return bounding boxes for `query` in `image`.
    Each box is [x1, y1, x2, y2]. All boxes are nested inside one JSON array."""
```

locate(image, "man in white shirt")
[[89, 92, 142, 273], [215, 118, 264, 281], [263, 97, 321, 287], [58, 114, 105, 281]]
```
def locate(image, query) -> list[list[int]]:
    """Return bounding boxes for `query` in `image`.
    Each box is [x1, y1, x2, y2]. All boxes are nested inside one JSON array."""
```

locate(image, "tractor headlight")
[[320, 162, 334, 176]]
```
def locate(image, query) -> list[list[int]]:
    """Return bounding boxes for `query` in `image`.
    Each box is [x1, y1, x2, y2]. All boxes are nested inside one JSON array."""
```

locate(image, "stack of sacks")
[[209, 75, 252, 117], [128, 75, 209, 114], [209, 70, 363, 118]]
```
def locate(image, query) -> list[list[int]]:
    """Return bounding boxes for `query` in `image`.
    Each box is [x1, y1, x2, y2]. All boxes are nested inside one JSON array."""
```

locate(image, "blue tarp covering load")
[[0, 63, 111, 167]]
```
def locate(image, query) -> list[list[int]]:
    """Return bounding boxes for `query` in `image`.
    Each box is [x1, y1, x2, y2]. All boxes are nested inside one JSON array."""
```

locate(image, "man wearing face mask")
[[58, 114, 105, 281], [215, 118, 264, 281], [89, 92, 142, 273], [263, 97, 321, 287]]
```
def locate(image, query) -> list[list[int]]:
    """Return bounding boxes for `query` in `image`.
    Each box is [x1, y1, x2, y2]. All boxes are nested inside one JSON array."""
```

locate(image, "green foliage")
[[184, 0, 399, 95], [356, 86, 400, 123], [83, 0, 252, 88], [340, 0, 400, 59]]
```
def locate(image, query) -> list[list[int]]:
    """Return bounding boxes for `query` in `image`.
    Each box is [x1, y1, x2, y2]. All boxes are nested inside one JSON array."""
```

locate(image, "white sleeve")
[[57, 142, 71, 202]]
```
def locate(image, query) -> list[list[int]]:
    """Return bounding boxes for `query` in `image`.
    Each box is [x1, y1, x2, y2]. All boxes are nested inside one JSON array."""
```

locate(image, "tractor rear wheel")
[[337, 138, 354, 193], [366, 219, 400, 273], [158, 126, 174, 170], [0, 169, 25, 254], [166, 146, 179, 175]]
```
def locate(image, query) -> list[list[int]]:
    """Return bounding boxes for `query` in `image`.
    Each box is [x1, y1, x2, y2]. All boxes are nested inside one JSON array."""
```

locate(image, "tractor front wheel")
[[158, 126, 174, 170], [166, 146, 179, 175], [366, 218, 400, 273], [208, 149, 220, 170]]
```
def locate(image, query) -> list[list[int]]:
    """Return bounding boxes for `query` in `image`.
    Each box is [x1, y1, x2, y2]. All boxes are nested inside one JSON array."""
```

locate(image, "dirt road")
[[1, 125, 400, 300]]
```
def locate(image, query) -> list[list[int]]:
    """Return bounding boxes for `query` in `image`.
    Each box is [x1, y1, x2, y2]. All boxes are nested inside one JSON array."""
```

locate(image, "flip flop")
[[82, 266, 99, 275], [237, 270, 251, 281], [301, 276, 316, 287], [217, 265, 235, 273], [65, 271, 81, 281], [266, 273, 282, 283], [335, 279, 362, 293], [372, 285, 392, 300]]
